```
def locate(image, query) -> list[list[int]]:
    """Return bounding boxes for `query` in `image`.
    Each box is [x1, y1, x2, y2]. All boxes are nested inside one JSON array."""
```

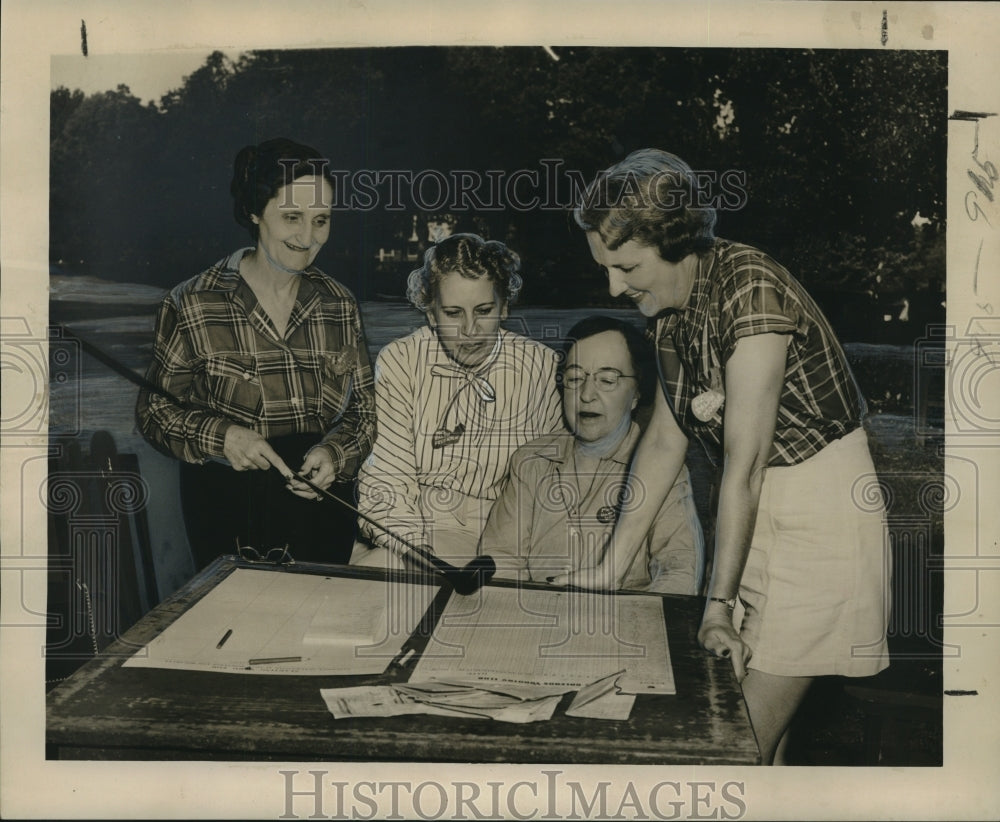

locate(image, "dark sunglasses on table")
[[235, 540, 295, 566], [560, 366, 637, 391]]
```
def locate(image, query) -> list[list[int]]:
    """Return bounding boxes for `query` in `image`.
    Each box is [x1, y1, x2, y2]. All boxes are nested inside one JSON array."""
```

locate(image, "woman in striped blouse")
[[352, 233, 564, 569]]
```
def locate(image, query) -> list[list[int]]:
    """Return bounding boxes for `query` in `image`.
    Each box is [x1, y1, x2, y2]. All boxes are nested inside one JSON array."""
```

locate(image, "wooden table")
[[46, 557, 758, 764]]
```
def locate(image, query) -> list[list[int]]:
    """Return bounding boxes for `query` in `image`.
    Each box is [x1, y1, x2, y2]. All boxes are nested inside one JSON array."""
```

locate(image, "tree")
[[50, 85, 160, 278], [49, 45, 947, 330]]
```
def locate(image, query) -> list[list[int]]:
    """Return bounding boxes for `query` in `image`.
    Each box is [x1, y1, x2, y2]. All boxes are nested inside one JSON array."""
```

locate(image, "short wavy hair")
[[574, 148, 717, 263], [406, 233, 523, 312], [230, 137, 333, 242], [559, 315, 656, 409]]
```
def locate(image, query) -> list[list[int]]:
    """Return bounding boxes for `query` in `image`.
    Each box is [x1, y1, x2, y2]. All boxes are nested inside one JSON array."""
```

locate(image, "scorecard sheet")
[[123, 569, 437, 675], [409, 586, 675, 694]]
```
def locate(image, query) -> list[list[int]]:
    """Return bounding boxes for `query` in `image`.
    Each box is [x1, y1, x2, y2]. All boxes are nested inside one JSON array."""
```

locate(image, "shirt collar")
[[428, 325, 506, 375], [543, 421, 641, 466], [199, 248, 323, 298], [654, 243, 720, 341], [198, 248, 324, 321]]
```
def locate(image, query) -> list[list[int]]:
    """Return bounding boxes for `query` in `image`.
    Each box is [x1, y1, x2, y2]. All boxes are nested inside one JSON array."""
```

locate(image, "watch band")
[[709, 596, 738, 609]]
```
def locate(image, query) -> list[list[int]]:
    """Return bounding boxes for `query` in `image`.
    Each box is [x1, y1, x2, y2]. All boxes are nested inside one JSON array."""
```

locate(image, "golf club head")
[[447, 555, 496, 595]]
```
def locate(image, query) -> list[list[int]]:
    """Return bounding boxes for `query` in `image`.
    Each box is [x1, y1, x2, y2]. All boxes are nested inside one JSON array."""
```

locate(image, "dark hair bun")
[[229, 138, 330, 240]]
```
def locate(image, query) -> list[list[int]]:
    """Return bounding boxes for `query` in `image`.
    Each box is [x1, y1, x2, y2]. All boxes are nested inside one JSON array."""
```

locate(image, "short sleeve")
[[717, 252, 807, 364]]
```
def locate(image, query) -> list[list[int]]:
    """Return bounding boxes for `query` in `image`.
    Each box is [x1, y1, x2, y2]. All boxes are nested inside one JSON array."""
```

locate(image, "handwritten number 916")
[[966, 152, 997, 226]]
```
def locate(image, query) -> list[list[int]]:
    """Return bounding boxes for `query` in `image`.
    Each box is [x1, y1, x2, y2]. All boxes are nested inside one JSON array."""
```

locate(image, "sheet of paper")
[[320, 686, 468, 719], [304, 591, 387, 646], [123, 569, 437, 675], [320, 683, 563, 723], [408, 587, 675, 694], [566, 670, 636, 720]]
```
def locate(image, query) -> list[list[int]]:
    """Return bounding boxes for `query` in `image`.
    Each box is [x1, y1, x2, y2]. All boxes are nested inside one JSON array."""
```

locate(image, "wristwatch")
[[709, 596, 739, 610]]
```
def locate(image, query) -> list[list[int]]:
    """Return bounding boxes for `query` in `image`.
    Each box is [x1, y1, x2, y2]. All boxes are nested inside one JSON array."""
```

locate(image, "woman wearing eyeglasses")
[[478, 315, 703, 594], [352, 233, 565, 569]]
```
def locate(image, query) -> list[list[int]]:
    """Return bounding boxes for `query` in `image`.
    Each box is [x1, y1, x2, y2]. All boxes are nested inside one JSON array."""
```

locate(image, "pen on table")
[[248, 656, 302, 665], [216, 629, 233, 649]]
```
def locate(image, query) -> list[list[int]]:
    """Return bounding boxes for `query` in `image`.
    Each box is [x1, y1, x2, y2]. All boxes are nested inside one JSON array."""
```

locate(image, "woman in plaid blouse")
[[137, 139, 376, 569], [555, 149, 891, 765]]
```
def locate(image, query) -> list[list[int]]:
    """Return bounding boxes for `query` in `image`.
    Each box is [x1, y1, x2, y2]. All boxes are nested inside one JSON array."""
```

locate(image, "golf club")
[[287, 469, 496, 595]]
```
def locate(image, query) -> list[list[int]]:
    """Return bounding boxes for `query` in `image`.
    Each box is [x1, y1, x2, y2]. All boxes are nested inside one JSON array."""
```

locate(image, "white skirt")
[[737, 429, 892, 677]]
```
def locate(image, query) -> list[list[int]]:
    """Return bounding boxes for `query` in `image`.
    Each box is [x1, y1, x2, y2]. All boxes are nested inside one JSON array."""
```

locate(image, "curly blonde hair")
[[407, 233, 523, 312]]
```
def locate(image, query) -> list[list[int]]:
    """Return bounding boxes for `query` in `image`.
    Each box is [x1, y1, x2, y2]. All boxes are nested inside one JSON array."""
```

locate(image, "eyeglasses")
[[560, 366, 637, 391], [236, 540, 295, 566]]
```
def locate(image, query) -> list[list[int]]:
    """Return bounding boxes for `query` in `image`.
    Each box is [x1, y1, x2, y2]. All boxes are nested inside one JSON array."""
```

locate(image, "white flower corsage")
[[691, 366, 725, 422]]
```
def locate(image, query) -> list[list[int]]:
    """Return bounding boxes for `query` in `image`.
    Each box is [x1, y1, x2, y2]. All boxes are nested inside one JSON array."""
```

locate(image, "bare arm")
[[698, 332, 788, 682], [553, 379, 690, 589], [643, 464, 703, 595]]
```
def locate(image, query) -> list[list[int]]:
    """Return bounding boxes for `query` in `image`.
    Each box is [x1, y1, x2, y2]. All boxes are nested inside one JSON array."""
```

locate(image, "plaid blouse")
[[652, 240, 865, 467], [137, 249, 376, 476]]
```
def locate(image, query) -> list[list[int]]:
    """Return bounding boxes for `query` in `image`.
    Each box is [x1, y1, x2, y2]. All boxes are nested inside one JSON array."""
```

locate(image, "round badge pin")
[[597, 506, 618, 524]]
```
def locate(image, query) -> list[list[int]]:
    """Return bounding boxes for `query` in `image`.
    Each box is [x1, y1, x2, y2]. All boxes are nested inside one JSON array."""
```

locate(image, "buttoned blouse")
[[478, 423, 701, 594], [652, 240, 865, 467], [137, 248, 376, 475]]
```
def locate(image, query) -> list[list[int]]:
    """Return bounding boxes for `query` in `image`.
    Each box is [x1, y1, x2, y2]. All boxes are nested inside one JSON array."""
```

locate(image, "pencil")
[[248, 656, 302, 665]]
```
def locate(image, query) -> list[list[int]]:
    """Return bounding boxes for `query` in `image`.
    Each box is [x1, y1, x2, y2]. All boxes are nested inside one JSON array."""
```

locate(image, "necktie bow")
[[429, 364, 497, 403]]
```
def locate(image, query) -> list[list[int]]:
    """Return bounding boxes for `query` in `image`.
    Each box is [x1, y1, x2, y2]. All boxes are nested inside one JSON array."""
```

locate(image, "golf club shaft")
[[286, 469, 461, 581]]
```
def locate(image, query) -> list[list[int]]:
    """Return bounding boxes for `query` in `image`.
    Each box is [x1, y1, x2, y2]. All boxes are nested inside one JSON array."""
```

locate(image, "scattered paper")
[[320, 681, 563, 723], [566, 670, 636, 720], [320, 686, 469, 719], [320, 670, 639, 725], [396, 679, 564, 722]]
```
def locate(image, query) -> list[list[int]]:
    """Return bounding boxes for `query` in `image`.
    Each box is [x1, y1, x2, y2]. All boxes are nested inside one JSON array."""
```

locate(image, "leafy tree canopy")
[[50, 46, 946, 339]]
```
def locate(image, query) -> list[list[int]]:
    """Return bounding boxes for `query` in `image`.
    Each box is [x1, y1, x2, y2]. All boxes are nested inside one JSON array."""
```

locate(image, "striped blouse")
[[357, 325, 565, 552]]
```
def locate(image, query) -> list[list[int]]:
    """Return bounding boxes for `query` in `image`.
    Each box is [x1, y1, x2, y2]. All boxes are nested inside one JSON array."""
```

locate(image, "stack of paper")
[[320, 679, 564, 724], [304, 593, 387, 647], [409, 586, 675, 694], [319, 669, 637, 723]]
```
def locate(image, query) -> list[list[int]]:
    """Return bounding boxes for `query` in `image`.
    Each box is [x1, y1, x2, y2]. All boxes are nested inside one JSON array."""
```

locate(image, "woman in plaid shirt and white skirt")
[[554, 149, 891, 765]]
